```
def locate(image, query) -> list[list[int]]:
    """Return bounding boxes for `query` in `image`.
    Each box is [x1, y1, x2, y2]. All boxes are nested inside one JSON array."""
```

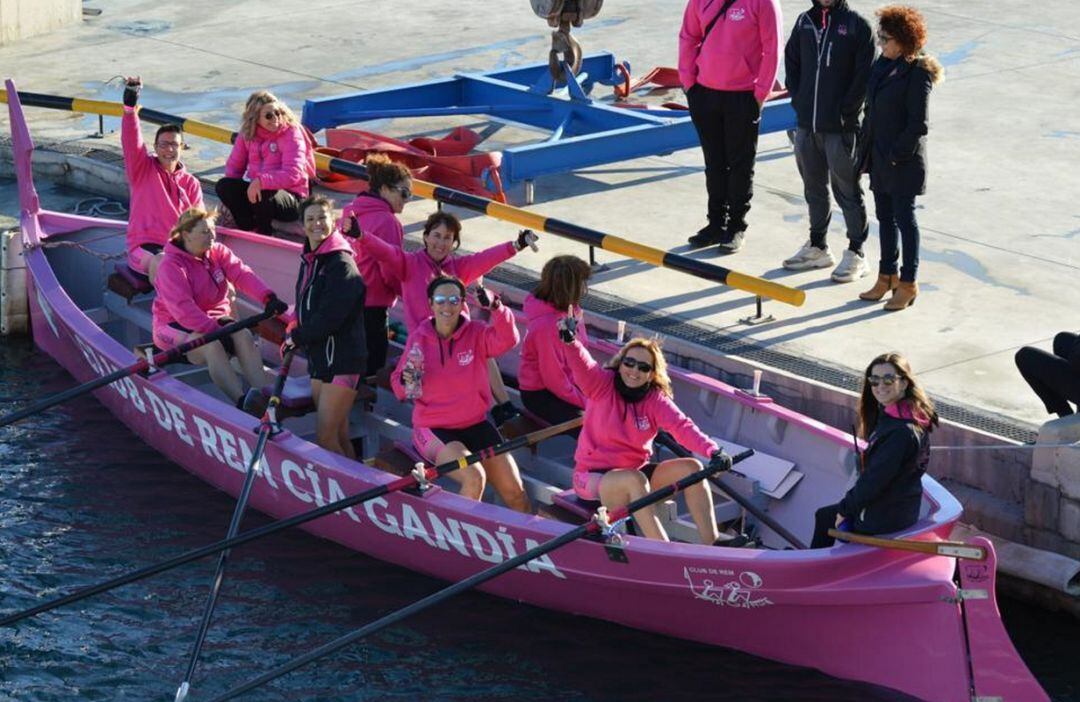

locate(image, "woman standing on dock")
[[857, 6, 943, 310], [283, 196, 367, 459], [559, 328, 730, 543], [390, 276, 530, 512], [151, 207, 288, 407], [810, 351, 938, 548], [519, 255, 592, 428], [341, 154, 413, 376], [216, 90, 315, 236]]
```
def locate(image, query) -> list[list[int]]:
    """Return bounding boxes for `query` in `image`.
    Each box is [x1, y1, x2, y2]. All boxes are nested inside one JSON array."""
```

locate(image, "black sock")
[[809, 233, 827, 250], [848, 242, 864, 256]]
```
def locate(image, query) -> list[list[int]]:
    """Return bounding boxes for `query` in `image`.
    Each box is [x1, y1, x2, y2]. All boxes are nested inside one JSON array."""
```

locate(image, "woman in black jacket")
[[857, 6, 943, 310], [811, 351, 939, 548], [284, 196, 367, 458]]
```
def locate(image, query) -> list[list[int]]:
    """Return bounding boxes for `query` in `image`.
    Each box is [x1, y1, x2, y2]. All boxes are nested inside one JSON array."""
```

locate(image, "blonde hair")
[[169, 207, 218, 242], [239, 90, 300, 140], [605, 337, 673, 398]]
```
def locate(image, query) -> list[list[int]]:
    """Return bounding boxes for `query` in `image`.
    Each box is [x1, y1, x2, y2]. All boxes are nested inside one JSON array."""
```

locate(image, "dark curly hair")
[[877, 5, 928, 60]]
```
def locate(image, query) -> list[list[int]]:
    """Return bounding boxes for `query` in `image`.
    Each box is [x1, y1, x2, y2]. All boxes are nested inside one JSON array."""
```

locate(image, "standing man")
[[781, 0, 873, 282], [121, 76, 203, 283], [681, 0, 783, 254]]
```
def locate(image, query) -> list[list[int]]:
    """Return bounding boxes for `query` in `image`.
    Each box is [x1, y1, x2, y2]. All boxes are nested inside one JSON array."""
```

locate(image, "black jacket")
[[784, 0, 873, 133], [292, 233, 367, 381], [838, 411, 929, 535], [859, 54, 943, 196]]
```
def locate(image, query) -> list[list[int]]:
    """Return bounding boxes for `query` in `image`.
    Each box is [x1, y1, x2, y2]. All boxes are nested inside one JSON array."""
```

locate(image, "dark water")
[[0, 337, 1076, 702]]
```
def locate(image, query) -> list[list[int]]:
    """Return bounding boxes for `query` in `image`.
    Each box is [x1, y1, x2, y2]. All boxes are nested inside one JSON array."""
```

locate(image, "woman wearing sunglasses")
[[810, 351, 939, 548], [281, 196, 367, 459], [341, 154, 413, 376], [347, 209, 538, 424], [390, 276, 530, 512], [216, 90, 315, 235], [558, 327, 731, 544], [856, 6, 943, 310]]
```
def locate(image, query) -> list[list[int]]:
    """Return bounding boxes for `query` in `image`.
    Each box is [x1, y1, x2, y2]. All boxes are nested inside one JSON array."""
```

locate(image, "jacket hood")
[[304, 230, 353, 257], [811, 0, 848, 10], [915, 54, 945, 85], [524, 294, 566, 321], [349, 191, 393, 216], [884, 399, 932, 429]]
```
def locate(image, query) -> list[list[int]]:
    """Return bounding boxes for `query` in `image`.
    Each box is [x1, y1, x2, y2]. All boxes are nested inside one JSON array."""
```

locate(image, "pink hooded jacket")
[[224, 123, 315, 197], [518, 295, 589, 408], [678, 0, 783, 104], [564, 339, 718, 473], [121, 107, 203, 261], [152, 240, 273, 341], [341, 193, 403, 308], [358, 232, 517, 331], [391, 305, 520, 431]]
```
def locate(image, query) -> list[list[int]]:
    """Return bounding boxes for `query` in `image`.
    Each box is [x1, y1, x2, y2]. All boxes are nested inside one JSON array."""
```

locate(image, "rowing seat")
[[107, 263, 153, 301], [551, 488, 598, 521], [371, 446, 421, 477]]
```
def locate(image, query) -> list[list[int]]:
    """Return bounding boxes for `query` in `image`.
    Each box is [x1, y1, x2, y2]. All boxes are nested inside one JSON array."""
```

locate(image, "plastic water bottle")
[[403, 344, 424, 400]]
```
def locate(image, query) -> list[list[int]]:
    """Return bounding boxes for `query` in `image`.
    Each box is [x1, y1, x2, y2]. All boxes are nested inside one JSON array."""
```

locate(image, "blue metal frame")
[[302, 53, 795, 189]]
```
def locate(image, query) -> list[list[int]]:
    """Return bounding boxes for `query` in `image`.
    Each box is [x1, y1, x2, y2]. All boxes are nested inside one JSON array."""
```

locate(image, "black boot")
[[687, 223, 726, 248]]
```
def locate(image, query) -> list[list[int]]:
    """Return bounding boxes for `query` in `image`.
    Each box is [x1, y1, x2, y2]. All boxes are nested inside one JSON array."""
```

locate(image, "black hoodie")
[[784, 0, 874, 133]]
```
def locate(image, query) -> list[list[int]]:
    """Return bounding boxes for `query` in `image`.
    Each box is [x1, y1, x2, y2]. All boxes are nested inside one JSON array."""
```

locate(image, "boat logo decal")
[[684, 566, 774, 609], [35, 286, 59, 337], [457, 349, 474, 366]]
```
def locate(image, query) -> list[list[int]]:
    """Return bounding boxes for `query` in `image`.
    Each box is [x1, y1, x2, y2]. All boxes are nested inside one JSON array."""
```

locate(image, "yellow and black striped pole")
[[0, 89, 804, 307]]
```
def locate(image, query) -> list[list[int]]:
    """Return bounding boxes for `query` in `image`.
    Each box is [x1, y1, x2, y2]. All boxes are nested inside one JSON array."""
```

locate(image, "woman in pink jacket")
[[152, 207, 288, 407], [391, 276, 530, 513], [216, 90, 315, 235], [519, 255, 591, 427], [340, 154, 413, 375], [559, 329, 729, 543]]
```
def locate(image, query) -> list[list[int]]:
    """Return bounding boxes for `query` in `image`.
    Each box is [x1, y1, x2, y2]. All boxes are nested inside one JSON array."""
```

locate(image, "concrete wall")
[[0, 0, 81, 46]]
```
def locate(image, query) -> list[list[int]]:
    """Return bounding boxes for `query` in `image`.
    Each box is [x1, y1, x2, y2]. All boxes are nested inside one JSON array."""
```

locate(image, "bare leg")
[[187, 339, 243, 403], [487, 358, 510, 404], [483, 453, 531, 513], [435, 441, 485, 500], [312, 379, 357, 459], [599, 469, 668, 541], [232, 330, 272, 389], [652, 458, 718, 544]]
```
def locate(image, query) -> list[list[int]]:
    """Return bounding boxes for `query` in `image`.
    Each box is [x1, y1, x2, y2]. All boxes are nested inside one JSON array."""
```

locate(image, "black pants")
[[874, 189, 920, 282], [811, 504, 843, 548], [364, 306, 389, 376], [521, 389, 582, 438], [1015, 331, 1080, 417], [687, 86, 761, 234], [215, 177, 302, 235]]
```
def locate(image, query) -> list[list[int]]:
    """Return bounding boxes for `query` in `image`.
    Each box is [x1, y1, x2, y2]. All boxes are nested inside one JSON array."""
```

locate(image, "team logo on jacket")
[[457, 350, 475, 366], [269, 142, 278, 153], [212, 268, 225, 284], [837, 24, 848, 36], [729, 8, 746, 21], [636, 415, 651, 431]]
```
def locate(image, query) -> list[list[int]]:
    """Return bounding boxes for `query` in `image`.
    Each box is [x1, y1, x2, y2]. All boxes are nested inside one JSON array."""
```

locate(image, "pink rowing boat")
[[4, 82, 1048, 702]]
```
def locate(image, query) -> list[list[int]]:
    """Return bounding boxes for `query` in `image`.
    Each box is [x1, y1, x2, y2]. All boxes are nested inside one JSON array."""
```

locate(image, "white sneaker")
[[782, 240, 835, 270], [831, 248, 869, 283]]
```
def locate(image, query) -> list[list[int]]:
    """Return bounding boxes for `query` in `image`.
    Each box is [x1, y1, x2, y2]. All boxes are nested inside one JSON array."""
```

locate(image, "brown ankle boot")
[[884, 281, 918, 310], [858, 274, 898, 301]]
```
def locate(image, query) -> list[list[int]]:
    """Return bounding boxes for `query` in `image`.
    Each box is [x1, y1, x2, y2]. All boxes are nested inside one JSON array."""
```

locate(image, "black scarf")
[[615, 374, 651, 403]]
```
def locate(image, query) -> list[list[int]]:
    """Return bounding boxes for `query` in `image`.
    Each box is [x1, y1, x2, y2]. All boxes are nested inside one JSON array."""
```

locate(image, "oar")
[[0, 417, 583, 627], [174, 351, 295, 702], [205, 448, 755, 702], [655, 431, 808, 550], [827, 529, 987, 560], [0, 311, 274, 430]]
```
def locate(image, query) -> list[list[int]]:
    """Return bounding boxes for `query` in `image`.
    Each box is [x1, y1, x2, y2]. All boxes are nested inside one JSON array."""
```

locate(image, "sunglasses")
[[876, 31, 893, 43], [621, 357, 654, 374], [397, 186, 412, 199], [261, 109, 284, 119], [431, 294, 462, 306], [867, 374, 900, 387]]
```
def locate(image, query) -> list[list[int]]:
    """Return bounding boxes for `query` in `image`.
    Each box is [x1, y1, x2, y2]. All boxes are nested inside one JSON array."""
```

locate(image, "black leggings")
[[521, 389, 582, 437], [1015, 331, 1080, 417], [364, 306, 389, 376], [215, 177, 302, 235]]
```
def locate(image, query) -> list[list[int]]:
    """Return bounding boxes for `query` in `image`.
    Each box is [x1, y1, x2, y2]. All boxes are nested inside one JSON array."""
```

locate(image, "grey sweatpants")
[[793, 128, 868, 250]]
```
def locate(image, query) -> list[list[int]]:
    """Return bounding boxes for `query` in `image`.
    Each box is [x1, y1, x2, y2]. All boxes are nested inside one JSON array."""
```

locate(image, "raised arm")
[[481, 301, 521, 358], [562, 336, 613, 399], [454, 241, 517, 287]]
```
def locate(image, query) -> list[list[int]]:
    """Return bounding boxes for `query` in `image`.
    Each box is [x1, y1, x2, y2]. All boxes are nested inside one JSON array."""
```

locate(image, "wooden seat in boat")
[[370, 446, 420, 478]]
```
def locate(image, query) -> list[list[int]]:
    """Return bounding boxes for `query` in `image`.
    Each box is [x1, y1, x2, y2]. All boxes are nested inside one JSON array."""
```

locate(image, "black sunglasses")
[[432, 294, 462, 306], [621, 357, 654, 373], [397, 186, 412, 199], [866, 374, 899, 387]]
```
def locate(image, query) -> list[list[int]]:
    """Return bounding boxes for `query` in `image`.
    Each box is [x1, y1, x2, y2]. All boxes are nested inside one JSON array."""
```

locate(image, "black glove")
[[708, 450, 732, 474], [264, 294, 288, 317], [475, 285, 499, 309], [515, 229, 538, 252], [122, 78, 141, 108], [342, 214, 362, 239], [557, 316, 577, 344]]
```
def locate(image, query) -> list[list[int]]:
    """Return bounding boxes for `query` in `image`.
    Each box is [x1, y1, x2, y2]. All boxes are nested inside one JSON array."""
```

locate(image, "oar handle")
[[827, 529, 987, 560], [0, 310, 274, 429]]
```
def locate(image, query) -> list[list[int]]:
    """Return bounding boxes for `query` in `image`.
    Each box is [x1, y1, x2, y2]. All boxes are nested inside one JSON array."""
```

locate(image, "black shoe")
[[687, 224, 725, 249], [713, 532, 757, 548], [716, 230, 745, 254], [491, 401, 521, 426]]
